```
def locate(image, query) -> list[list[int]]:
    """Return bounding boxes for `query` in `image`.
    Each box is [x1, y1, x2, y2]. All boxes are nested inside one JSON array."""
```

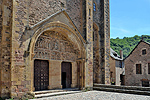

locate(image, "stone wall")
[[0, 0, 2, 97], [29, 0, 66, 26], [28, 0, 85, 39], [93, 0, 101, 24], [104, 0, 110, 85], [11, 0, 29, 98], [0, 0, 111, 98], [110, 57, 116, 84], [93, 24, 101, 83], [99, 0, 105, 78], [85, 0, 94, 88], [81, 0, 86, 40], [93, 0, 101, 84], [94, 0, 110, 84], [66, 0, 82, 34], [125, 41, 150, 86], [0, 0, 12, 98]]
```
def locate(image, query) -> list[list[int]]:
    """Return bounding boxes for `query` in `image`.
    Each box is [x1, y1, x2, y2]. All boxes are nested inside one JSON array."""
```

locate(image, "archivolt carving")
[[34, 31, 80, 61]]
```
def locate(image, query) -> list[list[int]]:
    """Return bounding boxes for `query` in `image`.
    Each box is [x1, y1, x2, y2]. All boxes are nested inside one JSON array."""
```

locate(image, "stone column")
[[71, 62, 78, 88], [76, 61, 80, 88], [76, 59, 85, 89]]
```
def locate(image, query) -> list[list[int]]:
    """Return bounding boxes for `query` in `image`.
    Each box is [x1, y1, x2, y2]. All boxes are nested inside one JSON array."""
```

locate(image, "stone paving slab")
[[33, 90, 150, 100]]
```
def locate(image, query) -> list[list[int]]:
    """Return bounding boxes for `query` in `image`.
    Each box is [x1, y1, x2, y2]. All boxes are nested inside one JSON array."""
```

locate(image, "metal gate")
[[34, 60, 49, 91]]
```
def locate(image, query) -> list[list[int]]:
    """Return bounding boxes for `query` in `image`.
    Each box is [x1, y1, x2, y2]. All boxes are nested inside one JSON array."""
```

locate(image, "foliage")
[[110, 35, 150, 59]]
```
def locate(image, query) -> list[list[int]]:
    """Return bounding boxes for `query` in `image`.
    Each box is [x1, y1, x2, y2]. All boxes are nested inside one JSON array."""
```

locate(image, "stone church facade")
[[0, 0, 110, 98]]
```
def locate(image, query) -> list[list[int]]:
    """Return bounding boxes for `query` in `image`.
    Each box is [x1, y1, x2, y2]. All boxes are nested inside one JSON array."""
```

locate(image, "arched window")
[[93, 3, 96, 11]]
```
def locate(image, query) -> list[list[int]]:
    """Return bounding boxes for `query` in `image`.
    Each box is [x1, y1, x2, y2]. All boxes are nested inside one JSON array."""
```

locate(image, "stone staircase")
[[33, 88, 81, 98], [93, 84, 150, 96]]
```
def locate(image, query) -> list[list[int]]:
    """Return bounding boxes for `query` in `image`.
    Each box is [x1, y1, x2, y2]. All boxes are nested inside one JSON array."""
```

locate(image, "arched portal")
[[28, 22, 86, 91]]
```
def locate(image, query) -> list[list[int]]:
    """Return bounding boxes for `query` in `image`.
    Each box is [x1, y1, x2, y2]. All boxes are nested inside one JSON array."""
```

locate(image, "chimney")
[[142, 36, 144, 41], [120, 50, 123, 59]]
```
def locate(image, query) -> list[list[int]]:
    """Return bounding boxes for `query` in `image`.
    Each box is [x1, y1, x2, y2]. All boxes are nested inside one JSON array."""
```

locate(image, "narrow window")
[[93, 3, 96, 11], [142, 49, 146, 55], [136, 64, 142, 74], [148, 63, 150, 74], [89, 9, 91, 16]]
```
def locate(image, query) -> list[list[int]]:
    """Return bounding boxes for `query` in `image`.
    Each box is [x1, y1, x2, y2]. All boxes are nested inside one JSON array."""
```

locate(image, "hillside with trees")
[[110, 35, 150, 59]]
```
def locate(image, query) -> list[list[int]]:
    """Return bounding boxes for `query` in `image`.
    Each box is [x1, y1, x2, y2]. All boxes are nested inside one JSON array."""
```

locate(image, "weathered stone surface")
[[66, 0, 82, 33], [0, 0, 110, 99], [0, 0, 12, 98], [29, 0, 66, 26], [125, 41, 150, 86]]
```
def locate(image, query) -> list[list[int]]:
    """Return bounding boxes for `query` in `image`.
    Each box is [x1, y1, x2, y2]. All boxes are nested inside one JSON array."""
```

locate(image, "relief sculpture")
[[34, 31, 79, 61]]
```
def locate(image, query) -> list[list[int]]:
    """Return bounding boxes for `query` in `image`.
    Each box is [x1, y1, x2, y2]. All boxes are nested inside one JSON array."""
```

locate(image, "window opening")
[[93, 3, 96, 11], [142, 49, 146, 55], [89, 9, 91, 16], [148, 63, 150, 74], [136, 64, 142, 74]]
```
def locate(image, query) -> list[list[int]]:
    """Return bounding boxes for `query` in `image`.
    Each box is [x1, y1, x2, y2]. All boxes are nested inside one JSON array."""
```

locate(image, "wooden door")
[[120, 74, 125, 85], [61, 62, 72, 88], [34, 60, 49, 91]]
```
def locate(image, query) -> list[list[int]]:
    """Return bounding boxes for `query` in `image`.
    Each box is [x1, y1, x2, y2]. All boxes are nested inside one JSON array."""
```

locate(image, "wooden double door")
[[34, 60, 49, 91], [61, 62, 72, 88]]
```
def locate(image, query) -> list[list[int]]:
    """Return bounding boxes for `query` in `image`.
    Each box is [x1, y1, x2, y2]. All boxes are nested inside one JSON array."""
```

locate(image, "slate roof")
[[110, 48, 123, 60]]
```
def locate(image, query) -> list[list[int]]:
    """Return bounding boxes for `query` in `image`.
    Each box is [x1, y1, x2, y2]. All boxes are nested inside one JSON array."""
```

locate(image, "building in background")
[[0, 0, 110, 99], [110, 48, 125, 86], [125, 40, 150, 86]]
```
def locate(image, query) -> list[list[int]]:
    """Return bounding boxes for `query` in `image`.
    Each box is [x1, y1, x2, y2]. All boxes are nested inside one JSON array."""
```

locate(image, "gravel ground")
[[35, 91, 150, 100]]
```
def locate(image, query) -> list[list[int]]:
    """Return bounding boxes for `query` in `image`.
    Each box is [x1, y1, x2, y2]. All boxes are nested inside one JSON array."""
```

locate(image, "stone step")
[[94, 84, 150, 91], [33, 88, 80, 98], [34, 90, 82, 98], [93, 87, 150, 96], [34, 88, 79, 95]]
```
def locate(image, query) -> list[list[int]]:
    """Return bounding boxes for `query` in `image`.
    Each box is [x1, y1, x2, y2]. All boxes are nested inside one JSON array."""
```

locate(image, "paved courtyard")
[[35, 91, 150, 100]]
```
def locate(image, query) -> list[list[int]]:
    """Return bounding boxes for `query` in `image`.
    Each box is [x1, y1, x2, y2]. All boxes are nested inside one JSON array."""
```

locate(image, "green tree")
[[110, 35, 150, 58]]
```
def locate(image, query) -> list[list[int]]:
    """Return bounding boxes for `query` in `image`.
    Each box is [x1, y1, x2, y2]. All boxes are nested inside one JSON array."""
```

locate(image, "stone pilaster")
[[85, 0, 93, 89], [0, 0, 12, 98], [104, 0, 110, 84], [99, 0, 110, 84], [11, 0, 29, 98]]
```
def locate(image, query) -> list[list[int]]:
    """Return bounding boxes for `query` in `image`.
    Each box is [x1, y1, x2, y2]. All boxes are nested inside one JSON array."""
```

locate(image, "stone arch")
[[30, 22, 86, 57], [28, 22, 86, 91]]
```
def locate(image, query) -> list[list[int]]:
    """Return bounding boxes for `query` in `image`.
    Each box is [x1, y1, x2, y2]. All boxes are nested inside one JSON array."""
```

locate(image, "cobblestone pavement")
[[35, 91, 150, 100]]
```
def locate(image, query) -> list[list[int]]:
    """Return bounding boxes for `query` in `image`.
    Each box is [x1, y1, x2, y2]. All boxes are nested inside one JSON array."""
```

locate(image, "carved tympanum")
[[34, 31, 79, 61]]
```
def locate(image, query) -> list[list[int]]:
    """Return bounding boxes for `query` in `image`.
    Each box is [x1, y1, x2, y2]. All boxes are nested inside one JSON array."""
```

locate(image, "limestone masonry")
[[0, 0, 110, 99]]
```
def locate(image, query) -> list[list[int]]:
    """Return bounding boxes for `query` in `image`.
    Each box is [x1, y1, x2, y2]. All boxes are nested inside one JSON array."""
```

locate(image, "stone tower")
[[0, 0, 110, 99]]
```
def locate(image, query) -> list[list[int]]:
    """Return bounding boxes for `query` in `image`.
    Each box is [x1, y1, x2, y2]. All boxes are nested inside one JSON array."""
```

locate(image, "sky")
[[110, 0, 150, 39]]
